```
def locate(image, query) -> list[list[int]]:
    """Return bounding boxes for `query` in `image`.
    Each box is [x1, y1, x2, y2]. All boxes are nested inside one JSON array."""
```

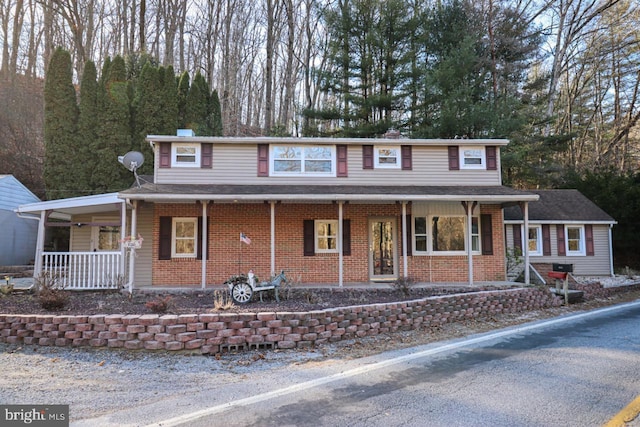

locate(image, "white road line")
[[146, 300, 640, 427]]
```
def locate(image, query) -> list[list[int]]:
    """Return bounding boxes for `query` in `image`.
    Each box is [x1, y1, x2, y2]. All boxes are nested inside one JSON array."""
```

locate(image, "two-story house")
[[17, 131, 612, 291]]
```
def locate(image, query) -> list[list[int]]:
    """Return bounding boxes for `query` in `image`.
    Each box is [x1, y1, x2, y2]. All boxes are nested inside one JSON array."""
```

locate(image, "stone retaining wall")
[[0, 287, 563, 354]]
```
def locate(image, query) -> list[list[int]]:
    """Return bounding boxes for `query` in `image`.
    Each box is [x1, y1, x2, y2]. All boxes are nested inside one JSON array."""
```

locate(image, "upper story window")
[[565, 225, 585, 256], [374, 146, 401, 169], [171, 143, 201, 167], [460, 146, 486, 169], [271, 145, 335, 176]]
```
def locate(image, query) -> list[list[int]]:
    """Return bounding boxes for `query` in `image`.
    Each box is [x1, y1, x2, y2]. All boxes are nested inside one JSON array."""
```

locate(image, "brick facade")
[[152, 203, 507, 286]]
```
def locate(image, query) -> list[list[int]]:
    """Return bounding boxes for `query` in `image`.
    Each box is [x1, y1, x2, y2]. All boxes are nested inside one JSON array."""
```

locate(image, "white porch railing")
[[42, 252, 124, 290]]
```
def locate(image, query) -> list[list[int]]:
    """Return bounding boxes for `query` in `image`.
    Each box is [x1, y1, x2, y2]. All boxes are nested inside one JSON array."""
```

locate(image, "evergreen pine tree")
[[159, 65, 179, 135], [77, 60, 99, 195], [43, 48, 79, 200], [92, 56, 133, 192], [134, 63, 164, 175], [209, 89, 223, 136], [186, 72, 210, 135], [176, 71, 190, 128]]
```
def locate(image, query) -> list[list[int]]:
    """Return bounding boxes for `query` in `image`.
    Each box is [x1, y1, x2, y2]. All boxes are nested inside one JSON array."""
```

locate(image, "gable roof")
[[503, 189, 615, 224], [0, 175, 40, 209]]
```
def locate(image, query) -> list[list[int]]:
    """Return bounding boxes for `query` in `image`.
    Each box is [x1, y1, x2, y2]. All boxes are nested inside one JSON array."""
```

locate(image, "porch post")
[[201, 201, 209, 290], [466, 201, 473, 285], [127, 200, 138, 293], [33, 210, 46, 278], [402, 202, 408, 278], [270, 202, 276, 277], [120, 202, 127, 278], [338, 201, 344, 287], [523, 201, 530, 285]]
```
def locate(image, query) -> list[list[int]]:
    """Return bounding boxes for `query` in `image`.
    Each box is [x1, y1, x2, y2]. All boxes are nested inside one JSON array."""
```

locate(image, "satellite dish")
[[118, 151, 145, 187]]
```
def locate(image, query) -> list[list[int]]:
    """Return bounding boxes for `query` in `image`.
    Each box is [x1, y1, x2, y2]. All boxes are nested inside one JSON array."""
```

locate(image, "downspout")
[[608, 224, 614, 277], [126, 200, 137, 294], [201, 201, 209, 290], [402, 202, 408, 278], [338, 201, 344, 287], [270, 201, 276, 277], [466, 201, 473, 285], [523, 202, 530, 285]]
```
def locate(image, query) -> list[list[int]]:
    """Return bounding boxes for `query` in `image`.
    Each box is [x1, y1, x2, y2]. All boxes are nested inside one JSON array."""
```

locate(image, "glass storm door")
[[369, 218, 397, 280]]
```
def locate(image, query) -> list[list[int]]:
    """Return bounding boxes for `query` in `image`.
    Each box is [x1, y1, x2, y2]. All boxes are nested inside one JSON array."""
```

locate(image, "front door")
[[369, 218, 397, 280]]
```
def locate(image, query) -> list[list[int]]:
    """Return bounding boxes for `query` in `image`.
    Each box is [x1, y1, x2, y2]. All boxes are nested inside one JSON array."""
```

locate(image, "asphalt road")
[[74, 300, 640, 427]]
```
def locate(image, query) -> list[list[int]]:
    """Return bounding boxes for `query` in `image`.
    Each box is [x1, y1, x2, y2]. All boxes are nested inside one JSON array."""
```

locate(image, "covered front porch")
[[16, 193, 131, 290]]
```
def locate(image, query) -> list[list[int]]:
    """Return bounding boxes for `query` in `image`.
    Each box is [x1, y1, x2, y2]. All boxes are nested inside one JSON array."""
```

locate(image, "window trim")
[[459, 146, 486, 170], [526, 225, 543, 256], [413, 215, 481, 255], [270, 145, 336, 176], [171, 143, 201, 168], [315, 220, 339, 253], [374, 145, 401, 169], [565, 225, 585, 256], [171, 217, 198, 258]]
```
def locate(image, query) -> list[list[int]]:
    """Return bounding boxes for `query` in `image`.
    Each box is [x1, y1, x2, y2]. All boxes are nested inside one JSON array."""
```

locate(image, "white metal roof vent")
[[177, 129, 195, 137]]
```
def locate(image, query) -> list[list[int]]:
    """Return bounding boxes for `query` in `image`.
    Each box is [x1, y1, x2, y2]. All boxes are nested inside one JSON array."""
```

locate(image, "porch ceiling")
[[118, 184, 539, 204]]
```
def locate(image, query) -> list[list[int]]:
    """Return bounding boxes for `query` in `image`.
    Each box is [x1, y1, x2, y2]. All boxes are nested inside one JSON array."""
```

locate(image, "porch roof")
[[16, 193, 124, 218], [119, 184, 539, 204]]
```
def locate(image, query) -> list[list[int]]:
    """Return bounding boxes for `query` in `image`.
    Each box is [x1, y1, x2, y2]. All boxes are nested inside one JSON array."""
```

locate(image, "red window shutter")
[[342, 219, 351, 255], [542, 224, 551, 256], [159, 216, 172, 259], [481, 214, 493, 255], [405, 214, 412, 256], [362, 145, 374, 169], [401, 145, 412, 170], [513, 224, 522, 252], [159, 142, 171, 168], [448, 146, 459, 170], [585, 224, 594, 256], [257, 144, 269, 176], [337, 145, 348, 177], [303, 220, 315, 256], [201, 143, 212, 168], [556, 224, 566, 256], [486, 146, 497, 170]]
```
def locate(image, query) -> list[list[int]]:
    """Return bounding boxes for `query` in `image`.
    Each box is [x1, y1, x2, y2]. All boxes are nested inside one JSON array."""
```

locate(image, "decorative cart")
[[225, 270, 287, 304]]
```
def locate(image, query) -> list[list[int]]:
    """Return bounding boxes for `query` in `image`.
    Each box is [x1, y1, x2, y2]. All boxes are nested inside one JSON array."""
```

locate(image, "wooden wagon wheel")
[[231, 282, 253, 304]]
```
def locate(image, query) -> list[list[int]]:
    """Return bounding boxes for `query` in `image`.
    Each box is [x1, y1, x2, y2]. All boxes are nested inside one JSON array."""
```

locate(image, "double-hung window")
[[172, 218, 197, 258], [527, 226, 543, 256], [565, 225, 585, 256], [374, 146, 401, 168], [315, 220, 338, 253], [171, 143, 201, 167], [271, 145, 335, 176], [459, 146, 486, 169]]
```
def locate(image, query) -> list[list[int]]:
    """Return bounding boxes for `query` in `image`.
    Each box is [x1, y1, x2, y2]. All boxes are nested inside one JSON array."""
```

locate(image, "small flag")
[[240, 232, 251, 245]]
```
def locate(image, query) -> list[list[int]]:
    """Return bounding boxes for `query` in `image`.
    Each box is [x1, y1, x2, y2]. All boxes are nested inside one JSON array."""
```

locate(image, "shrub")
[[391, 276, 416, 296], [145, 295, 173, 313], [35, 272, 68, 310]]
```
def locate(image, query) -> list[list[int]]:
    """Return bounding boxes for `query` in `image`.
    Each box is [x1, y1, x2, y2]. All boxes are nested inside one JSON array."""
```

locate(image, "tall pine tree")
[[76, 60, 99, 195], [92, 56, 133, 192], [134, 63, 164, 175], [43, 48, 79, 200], [185, 72, 210, 135]]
